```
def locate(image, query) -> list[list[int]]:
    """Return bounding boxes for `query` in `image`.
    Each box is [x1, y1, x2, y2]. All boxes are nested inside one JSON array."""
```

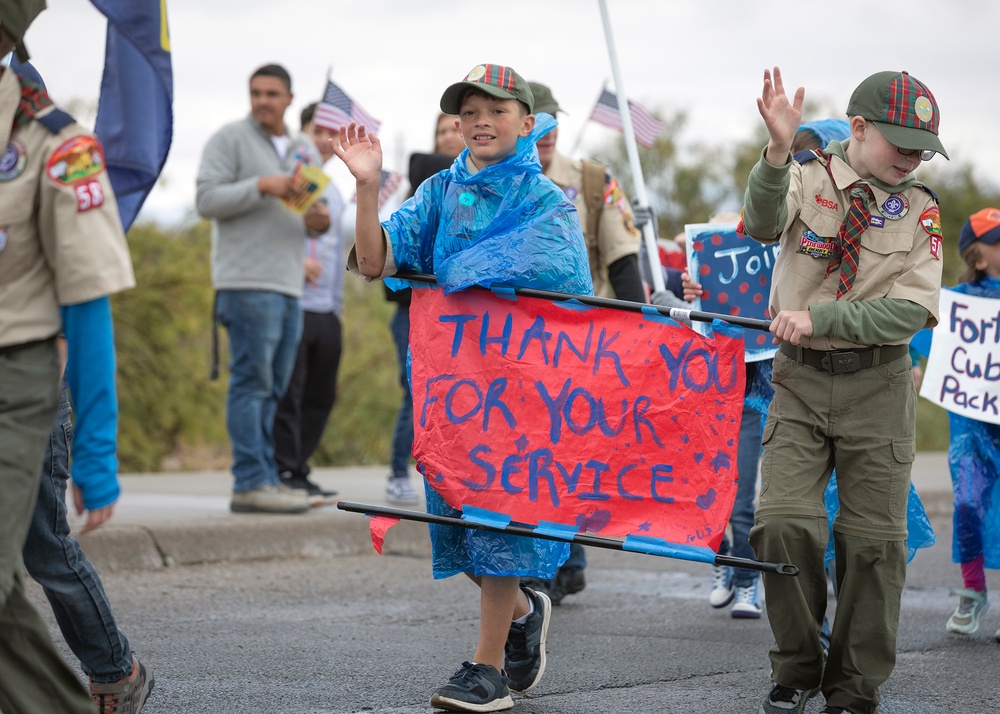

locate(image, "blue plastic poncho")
[[388, 112, 594, 579], [947, 275, 1000, 568], [383, 112, 592, 298]]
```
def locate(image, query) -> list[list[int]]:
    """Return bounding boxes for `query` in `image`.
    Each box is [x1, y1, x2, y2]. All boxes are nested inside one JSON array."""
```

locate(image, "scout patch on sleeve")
[[920, 206, 942, 260], [46, 136, 106, 186], [602, 177, 629, 213], [796, 229, 836, 259], [46, 136, 108, 212]]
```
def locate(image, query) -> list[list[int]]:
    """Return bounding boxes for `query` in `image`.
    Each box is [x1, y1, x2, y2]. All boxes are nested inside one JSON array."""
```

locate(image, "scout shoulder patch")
[[921, 206, 943, 260], [46, 136, 106, 186]]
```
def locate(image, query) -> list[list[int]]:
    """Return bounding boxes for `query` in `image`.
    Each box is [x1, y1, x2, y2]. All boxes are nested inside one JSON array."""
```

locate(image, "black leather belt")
[[779, 342, 909, 375]]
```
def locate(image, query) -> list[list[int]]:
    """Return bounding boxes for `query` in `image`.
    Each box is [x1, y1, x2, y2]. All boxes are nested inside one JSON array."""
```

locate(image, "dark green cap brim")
[[872, 121, 949, 160], [440, 81, 525, 115]]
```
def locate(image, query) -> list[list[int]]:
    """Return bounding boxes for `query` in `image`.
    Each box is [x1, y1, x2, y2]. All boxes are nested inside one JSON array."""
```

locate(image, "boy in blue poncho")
[[334, 63, 592, 712]]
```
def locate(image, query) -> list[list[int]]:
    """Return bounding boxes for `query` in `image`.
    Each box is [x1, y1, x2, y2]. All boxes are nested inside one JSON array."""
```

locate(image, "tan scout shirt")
[[544, 151, 640, 298], [0, 70, 134, 349], [751, 151, 942, 351]]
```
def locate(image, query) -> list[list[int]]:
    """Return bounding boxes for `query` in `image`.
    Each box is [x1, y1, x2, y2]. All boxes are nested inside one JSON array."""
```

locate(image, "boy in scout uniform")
[[742, 67, 946, 714], [0, 2, 135, 712]]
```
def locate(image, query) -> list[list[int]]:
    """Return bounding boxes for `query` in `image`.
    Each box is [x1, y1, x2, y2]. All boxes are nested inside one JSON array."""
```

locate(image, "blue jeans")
[[719, 403, 762, 587], [216, 290, 303, 492], [389, 304, 414, 480], [22, 392, 133, 682]]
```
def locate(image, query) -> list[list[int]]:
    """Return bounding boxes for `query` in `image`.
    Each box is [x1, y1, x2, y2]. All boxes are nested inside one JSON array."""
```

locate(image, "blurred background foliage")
[[111, 114, 1000, 470]]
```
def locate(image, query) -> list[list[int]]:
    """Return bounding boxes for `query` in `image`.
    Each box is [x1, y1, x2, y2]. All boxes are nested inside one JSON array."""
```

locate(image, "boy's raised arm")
[[757, 67, 804, 167], [332, 122, 387, 277]]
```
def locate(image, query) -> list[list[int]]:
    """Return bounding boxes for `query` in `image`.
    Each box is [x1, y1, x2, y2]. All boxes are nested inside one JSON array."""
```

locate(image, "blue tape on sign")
[[462, 505, 512, 528], [490, 286, 517, 301], [553, 298, 592, 312], [533, 520, 579, 540], [622, 535, 716, 564], [640, 304, 677, 325]]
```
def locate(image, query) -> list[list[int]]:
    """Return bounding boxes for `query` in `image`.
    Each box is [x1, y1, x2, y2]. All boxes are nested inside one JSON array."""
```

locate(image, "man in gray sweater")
[[196, 64, 330, 514]]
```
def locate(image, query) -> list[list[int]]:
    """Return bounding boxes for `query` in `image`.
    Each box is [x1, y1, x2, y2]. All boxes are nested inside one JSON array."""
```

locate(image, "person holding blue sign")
[[743, 67, 947, 714], [942, 208, 1000, 640], [334, 63, 592, 713]]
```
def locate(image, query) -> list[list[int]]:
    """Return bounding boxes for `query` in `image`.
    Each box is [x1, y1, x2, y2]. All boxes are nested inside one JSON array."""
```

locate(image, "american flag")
[[314, 79, 380, 133], [351, 169, 403, 211], [589, 89, 664, 148]]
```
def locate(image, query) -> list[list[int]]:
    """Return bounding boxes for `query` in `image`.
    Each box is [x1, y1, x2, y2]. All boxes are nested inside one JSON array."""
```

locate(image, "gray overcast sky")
[[26, 0, 1000, 225]]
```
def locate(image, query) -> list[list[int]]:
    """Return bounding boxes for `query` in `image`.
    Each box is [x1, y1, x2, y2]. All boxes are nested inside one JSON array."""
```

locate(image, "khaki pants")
[[750, 350, 914, 714], [0, 338, 94, 714]]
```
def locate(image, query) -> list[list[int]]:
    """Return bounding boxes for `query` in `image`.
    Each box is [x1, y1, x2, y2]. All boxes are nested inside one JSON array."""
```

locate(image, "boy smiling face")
[[458, 90, 534, 169]]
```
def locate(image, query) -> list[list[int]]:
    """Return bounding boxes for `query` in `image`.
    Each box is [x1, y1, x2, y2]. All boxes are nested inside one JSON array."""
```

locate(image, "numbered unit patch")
[[46, 136, 107, 212]]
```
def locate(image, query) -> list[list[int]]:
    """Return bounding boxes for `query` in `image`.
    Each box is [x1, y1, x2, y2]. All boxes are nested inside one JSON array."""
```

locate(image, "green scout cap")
[[846, 70, 948, 159], [440, 64, 534, 115], [527, 81, 562, 116], [0, 0, 46, 62]]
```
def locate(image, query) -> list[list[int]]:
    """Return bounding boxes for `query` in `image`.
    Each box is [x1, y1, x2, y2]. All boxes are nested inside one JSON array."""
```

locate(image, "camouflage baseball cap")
[[440, 64, 534, 114], [0, 0, 46, 61], [527, 81, 562, 116], [846, 70, 948, 159]]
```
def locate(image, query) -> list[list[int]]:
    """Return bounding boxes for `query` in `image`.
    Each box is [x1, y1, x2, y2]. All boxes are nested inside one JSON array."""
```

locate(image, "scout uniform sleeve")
[[195, 129, 266, 220], [596, 174, 641, 267], [809, 297, 931, 345], [883, 196, 944, 326], [742, 148, 799, 243], [37, 132, 135, 305]]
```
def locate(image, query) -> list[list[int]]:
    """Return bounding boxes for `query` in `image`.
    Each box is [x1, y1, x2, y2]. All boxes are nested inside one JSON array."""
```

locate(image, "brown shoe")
[[90, 656, 154, 714]]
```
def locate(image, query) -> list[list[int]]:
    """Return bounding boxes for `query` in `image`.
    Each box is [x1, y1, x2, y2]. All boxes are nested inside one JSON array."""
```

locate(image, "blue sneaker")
[[504, 585, 551, 693], [731, 579, 762, 619], [429, 661, 512, 712]]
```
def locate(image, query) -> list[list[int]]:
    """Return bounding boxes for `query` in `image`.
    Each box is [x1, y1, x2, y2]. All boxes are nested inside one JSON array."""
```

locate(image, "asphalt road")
[[27, 514, 1000, 714]]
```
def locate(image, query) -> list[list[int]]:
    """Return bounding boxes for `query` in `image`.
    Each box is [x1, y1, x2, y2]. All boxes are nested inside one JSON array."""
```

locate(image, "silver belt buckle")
[[821, 351, 861, 374]]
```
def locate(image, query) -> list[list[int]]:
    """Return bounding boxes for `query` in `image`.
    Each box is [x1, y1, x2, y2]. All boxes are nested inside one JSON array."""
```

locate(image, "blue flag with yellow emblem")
[[91, 0, 173, 231]]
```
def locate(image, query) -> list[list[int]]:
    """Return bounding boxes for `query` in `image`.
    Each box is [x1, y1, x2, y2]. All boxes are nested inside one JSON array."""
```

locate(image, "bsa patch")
[[797, 229, 835, 259], [0, 140, 27, 181], [46, 135, 105, 186], [869, 215, 886, 228], [919, 206, 942, 236], [623, 215, 638, 237], [878, 193, 909, 221], [563, 185, 579, 202]]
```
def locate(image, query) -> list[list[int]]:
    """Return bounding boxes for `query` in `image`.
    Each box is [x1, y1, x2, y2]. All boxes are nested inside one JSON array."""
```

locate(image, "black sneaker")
[[820, 707, 855, 714], [759, 683, 819, 714], [553, 567, 585, 602], [504, 585, 552, 694], [280, 472, 337, 506], [429, 661, 512, 712]]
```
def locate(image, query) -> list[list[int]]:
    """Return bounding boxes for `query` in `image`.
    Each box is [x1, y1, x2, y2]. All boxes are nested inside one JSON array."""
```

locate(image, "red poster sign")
[[409, 288, 746, 550]]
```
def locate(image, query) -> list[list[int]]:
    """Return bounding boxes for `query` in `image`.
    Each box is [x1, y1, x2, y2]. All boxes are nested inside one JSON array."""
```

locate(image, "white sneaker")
[[946, 588, 988, 634], [230, 483, 309, 514], [731, 580, 762, 619], [386, 476, 420, 505], [709, 564, 735, 608]]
